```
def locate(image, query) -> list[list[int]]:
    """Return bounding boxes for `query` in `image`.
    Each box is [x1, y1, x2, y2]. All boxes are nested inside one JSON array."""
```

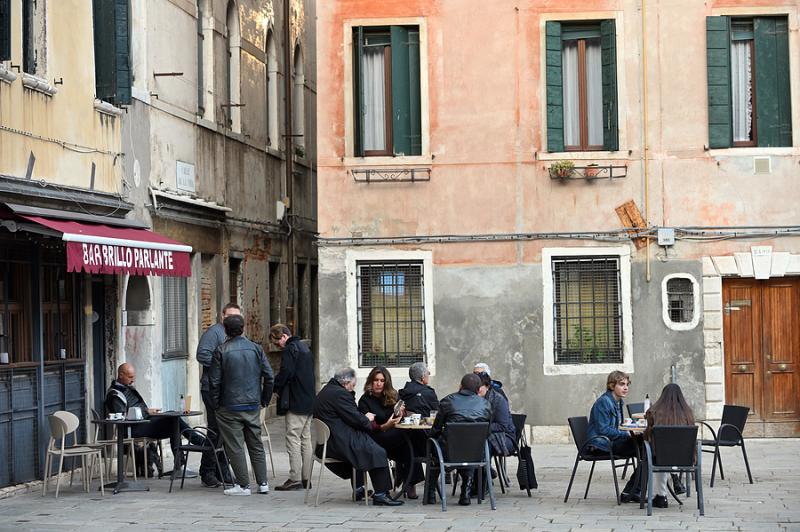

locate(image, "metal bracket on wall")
[[351, 168, 431, 183]]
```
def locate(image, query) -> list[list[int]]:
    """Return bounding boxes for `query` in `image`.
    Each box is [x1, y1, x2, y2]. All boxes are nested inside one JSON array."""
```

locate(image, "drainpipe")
[[641, 0, 651, 282], [284, 0, 296, 331]]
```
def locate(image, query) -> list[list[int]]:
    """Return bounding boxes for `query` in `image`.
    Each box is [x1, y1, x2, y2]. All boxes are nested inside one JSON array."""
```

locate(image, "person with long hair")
[[643, 383, 695, 508], [358, 366, 424, 499]]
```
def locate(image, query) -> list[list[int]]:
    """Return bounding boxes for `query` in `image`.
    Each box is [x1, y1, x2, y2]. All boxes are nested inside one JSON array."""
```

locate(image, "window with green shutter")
[[92, 0, 131, 106], [545, 20, 618, 153], [706, 15, 792, 149], [0, 0, 10, 62], [353, 25, 421, 157]]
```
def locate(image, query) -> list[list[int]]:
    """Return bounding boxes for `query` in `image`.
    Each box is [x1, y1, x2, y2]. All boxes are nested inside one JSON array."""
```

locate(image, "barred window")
[[162, 277, 188, 359], [666, 277, 694, 324], [552, 256, 622, 364], [356, 261, 425, 367]]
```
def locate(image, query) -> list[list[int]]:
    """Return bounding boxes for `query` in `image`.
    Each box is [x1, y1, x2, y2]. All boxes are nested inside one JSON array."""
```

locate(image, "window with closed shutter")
[[92, 0, 131, 106], [0, 0, 10, 61], [162, 277, 188, 359]]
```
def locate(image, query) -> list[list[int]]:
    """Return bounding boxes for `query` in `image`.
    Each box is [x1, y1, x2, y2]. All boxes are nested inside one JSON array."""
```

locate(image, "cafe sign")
[[67, 242, 191, 277]]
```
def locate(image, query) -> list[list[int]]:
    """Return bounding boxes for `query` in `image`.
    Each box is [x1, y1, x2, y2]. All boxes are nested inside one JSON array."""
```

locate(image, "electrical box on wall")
[[657, 228, 675, 246]]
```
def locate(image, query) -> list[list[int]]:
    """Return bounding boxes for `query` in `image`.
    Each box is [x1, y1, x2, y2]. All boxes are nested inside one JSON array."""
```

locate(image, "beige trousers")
[[285, 412, 312, 482]]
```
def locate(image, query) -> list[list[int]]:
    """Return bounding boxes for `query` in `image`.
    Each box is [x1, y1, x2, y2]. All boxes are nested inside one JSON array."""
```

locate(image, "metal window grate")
[[162, 277, 188, 359], [552, 256, 622, 364], [667, 277, 694, 323], [356, 261, 425, 367]]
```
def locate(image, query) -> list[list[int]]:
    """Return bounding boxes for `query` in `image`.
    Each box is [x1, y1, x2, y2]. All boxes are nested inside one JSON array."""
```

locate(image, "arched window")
[[292, 43, 305, 151], [225, 1, 241, 132], [266, 29, 278, 149]]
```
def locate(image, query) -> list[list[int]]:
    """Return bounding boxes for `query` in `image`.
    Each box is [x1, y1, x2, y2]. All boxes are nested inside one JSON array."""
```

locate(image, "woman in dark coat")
[[477, 372, 516, 456], [358, 366, 425, 499], [312, 367, 403, 506]]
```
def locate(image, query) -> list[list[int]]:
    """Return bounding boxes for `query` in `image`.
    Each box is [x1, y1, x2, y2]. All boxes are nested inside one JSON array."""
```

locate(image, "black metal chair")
[[423, 422, 496, 512], [169, 426, 230, 493], [621, 403, 645, 479], [492, 413, 533, 497], [700, 404, 753, 487], [564, 416, 625, 505], [641, 425, 704, 516]]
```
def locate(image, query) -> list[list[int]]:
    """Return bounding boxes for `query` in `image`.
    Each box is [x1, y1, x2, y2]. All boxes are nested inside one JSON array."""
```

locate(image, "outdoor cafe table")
[[91, 418, 150, 494], [149, 410, 203, 483], [395, 422, 432, 500], [619, 424, 648, 507]]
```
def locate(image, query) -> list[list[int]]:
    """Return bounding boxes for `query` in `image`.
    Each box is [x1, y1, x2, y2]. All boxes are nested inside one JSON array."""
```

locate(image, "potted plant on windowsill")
[[584, 163, 601, 178], [549, 160, 575, 179]]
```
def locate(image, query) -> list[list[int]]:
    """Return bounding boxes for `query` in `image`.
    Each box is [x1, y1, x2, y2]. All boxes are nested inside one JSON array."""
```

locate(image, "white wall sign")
[[176, 161, 196, 193]]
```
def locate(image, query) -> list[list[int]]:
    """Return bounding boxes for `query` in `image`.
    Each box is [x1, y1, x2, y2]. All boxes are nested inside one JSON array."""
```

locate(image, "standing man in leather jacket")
[[196, 303, 240, 487], [428, 373, 492, 506], [208, 314, 274, 496], [270, 324, 315, 491]]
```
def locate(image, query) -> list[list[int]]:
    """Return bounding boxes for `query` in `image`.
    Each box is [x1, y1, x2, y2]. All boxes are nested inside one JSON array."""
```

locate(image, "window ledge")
[[0, 64, 17, 84], [94, 99, 124, 117], [21, 73, 57, 96], [707, 146, 798, 157], [537, 150, 630, 161], [344, 155, 434, 168]]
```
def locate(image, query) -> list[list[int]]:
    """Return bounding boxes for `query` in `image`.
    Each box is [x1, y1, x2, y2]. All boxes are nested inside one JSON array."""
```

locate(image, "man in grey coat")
[[196, 303, 240, 487], [209, 314, 274, 496]]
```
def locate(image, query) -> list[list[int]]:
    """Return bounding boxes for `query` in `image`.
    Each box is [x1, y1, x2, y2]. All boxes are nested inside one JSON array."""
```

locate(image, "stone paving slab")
[[1, 418, 798, 531]]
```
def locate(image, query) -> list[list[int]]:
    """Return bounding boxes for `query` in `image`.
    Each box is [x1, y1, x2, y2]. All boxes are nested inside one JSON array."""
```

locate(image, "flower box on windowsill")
[[548, 163, 627, 180]]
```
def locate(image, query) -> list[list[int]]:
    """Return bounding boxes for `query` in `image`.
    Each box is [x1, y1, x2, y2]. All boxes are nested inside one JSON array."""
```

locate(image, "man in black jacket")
[[399, 362, 439, 416], [195, 302, 240, 487], [428, 373, 492, 506], [270, 323, 315, 491], [208, 315, 274, 496], [312, 367, 403, 506]]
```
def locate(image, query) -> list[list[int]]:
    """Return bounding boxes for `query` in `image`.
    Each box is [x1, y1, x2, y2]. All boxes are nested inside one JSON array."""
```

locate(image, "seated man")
[[399, 362, 439, 416], [312, 367, 403, 506], [586, 370, 640, 502], [428, 373, 492, 506], [106, 362, 203, 476]]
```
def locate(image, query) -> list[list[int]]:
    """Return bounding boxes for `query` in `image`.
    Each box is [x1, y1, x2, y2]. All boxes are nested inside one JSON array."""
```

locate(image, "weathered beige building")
[[316, 1, 799, 440]]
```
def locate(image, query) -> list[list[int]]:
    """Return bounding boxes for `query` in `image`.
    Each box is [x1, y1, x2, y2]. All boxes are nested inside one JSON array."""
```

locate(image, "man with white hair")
[[473, 362, 508, 403]]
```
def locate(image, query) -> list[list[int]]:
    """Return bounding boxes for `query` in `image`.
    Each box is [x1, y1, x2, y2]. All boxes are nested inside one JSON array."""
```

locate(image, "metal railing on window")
[[356, 261, 426, 367], [552, 256, 623, 364]]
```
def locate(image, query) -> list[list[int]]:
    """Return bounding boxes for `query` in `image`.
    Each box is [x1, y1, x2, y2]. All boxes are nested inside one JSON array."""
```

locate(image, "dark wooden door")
[[723, 278, 800, 430]]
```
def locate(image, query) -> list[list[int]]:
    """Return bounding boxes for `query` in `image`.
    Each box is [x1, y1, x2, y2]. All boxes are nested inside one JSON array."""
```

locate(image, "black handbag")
[[516, 443, 538, 490]]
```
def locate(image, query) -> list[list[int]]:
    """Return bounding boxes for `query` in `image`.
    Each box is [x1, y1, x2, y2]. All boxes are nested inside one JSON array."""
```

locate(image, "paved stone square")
[[1, 419, 798, 532]]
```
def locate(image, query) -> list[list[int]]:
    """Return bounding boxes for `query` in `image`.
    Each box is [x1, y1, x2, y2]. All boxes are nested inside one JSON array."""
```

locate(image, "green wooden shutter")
[[754, 17, 792, 148], [600, 20, 618, 151], [706, 16, 732, 149], [545, 21, 564, 153], [0, 0, 10, 61], [114, 0, 131, 105], [391, 26, 421, 156], [93, 0, 116, 103], [353, 26, 364, 157]]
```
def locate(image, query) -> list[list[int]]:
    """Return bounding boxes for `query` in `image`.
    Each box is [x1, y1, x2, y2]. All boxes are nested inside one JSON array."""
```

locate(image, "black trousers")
[[199, 390, 230, 479]]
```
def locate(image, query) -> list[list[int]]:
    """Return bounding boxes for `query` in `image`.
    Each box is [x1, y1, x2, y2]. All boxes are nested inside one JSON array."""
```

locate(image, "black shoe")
[[620, 491, 641, 503], [652, 495, 669, 508], [372, 492, 404, 506], [490, 467, 498, 480], [274, 479, 303, 491], [353, 486, 374, 501], [458, 491, 472, 506], [201, 475, 222, 488], [404, 484, 418, 499], [459, 478, 473, 506], [671, 473, 686, 495]]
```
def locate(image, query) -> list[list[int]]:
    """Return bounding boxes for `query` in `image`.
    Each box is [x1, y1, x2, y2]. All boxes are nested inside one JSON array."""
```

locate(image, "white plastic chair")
[[260, 409, 276, 477], [304, 419, 370, 507], [43, 411, 104, 498]]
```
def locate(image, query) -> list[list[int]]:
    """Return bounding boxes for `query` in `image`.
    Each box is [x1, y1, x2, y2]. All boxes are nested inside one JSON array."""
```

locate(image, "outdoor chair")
[[564, 416, 625, 505], [424, 422, 496, 512], [492, 413, 533, 497], [641, 425, 704, 516], [259, 409, 276, 477], [169, 426, 230, 493], [700, 404, 753, 487], [621, 403, 645, 479], [304, 418, 370, 507], [43, 411, 105, 498]]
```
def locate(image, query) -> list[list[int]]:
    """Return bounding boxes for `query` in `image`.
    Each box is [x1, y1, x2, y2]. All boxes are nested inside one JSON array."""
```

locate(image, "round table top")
[[149, 410, 203, 418], [395, 423, 433, 430], [619, 424, 646, 433], [91, 418, 150, 425]]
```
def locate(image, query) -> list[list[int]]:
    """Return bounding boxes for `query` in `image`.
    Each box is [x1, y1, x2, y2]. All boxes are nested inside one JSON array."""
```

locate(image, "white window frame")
[[661, 273, 700, 331], [345, 249, 435, 381], [343, 17, 431, 165], [542, 246, 633, 376]]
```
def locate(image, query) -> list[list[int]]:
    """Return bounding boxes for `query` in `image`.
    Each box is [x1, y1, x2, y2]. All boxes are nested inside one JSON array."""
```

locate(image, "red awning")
[[20, 215, 192, 277]]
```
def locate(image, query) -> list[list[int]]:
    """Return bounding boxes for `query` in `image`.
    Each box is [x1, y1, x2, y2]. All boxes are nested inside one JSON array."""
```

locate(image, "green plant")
[[549, 159, 575, 178]]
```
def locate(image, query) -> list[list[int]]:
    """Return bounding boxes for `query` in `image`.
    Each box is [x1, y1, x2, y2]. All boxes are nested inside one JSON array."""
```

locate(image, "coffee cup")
[[403, 416, 413, 425], [637, 418, 647, 427], [624, 417, 633, 426]]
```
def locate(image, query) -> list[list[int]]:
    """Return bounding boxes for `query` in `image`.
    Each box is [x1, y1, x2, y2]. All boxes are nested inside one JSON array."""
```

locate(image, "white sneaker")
[[224, 484, 251, 496], [258, 482, 269, 494]]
